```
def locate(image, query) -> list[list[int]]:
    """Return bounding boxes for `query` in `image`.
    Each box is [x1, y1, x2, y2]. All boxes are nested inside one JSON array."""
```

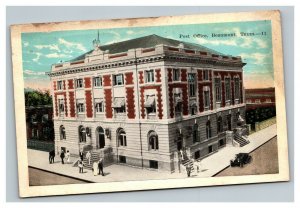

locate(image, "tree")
[[24, 90, 52, 107]]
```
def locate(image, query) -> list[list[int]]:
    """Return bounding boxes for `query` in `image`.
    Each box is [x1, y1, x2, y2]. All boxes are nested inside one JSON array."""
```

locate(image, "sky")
[[21, 20, 274, 90]]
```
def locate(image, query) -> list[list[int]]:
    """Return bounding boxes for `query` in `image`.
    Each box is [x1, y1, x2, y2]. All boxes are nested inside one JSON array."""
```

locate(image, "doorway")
[[96, 127, 105, 149], [227, 114, 232, 131]]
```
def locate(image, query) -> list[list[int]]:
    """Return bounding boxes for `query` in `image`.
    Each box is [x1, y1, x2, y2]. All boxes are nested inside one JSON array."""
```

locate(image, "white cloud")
[[23, 41, 29, 47], [239, 52, 271, 65], [32, 52, 42, 62], [24, 69, 47, 76], [58, 38, 87, 52], [196, 38, 238, 46], [35, 44, 60, 52], [45, 53, 71, 58]]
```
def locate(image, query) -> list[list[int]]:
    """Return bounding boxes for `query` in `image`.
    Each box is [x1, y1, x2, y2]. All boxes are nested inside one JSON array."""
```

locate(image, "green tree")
[[25, 90, 53, 107]]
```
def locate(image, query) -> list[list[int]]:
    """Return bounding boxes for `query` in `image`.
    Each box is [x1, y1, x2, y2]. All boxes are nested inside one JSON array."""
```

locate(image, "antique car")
[[230, 153, 252, 167]]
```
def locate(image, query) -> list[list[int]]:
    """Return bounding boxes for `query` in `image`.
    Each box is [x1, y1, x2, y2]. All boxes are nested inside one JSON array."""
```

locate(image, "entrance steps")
[[234, 133, 250, 147]]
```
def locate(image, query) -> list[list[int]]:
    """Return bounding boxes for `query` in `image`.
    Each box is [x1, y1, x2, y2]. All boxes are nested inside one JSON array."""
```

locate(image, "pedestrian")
[[98, 158, 104, 176], [49, 150, 52, 164], [193, 159, 200, 173], [180, 149, 184, 160], [93, 161, 98, 176], [66, 150, 70, 163], [50, 150, 55, 164], [86, 151, 91, 165], [78, 159, 83, 173], [60, 150, 65, 164], [79, 150, 84, 161], [186, 163, 192, 177]]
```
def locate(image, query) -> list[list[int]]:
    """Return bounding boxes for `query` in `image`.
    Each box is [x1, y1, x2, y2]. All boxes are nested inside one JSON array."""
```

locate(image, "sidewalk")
[[28, 124, 277, 182]]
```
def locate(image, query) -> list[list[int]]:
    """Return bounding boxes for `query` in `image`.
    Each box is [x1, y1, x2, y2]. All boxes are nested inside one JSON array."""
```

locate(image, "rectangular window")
[[57, 81, 63, 90], [145, 95, 156, 114], [173, 69, 180, 81], [234, 78, 240, 99], [225, 78, 231, 101], [95, 101, 104, 113], [255, 99, 261, 103], [113, 74, 124, 86], [265, 99, 271, 103], [214, 78, 221, 102], [119, 155, 126, 163], [203, 70, 209, 80], [204, 90, 210, 109], [58, 99, 64, 112], [76, 79, 83, 88], [93, 76, 102, 87], [188, 73, 196, 97], [76, 100, 85, 113], [149, 160, 158, 169], [174, 93, 182, 114], [146, 70, 154, 83]]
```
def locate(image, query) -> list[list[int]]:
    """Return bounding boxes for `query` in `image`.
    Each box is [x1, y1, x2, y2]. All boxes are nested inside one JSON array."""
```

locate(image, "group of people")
[[185, 159, 202, 177], [48, 149, 104, 176], [49, 149, 70, 164]]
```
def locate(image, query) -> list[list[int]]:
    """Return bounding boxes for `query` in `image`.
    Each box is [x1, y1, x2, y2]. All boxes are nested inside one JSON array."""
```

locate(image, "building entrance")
[[96, 127, 105, 149]]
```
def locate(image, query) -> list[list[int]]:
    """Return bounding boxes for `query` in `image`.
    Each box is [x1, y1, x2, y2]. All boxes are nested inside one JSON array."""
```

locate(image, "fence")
[[27, 139, 55, 152], [254, 116, 277, 132]]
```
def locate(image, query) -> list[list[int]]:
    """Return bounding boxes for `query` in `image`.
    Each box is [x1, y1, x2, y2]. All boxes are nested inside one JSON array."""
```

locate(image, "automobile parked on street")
[[230, 153, 252, 167]]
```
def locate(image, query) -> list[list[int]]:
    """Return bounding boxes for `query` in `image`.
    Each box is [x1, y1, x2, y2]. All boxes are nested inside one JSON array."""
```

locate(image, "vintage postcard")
[[10, 10, 289, 197]]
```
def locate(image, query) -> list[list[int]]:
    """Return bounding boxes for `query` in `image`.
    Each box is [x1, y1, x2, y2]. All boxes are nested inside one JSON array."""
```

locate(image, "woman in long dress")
[[93, 161, 98, 176]]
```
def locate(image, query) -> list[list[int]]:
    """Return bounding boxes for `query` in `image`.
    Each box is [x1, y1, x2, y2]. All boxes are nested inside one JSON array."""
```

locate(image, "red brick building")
[[47, 35, 247, 172], [245, 87, 275, 110]]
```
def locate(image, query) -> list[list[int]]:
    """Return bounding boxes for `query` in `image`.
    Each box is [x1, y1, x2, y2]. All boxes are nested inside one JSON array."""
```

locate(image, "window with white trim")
[[225, 78, 231, 101], [214, 78, 221, 102], [188, 73, 196, 97], [76, 79, 83, 88], [234, 77, 240, 99], [113, 74, 124, 86], [76, 99, 85, 113], [173, 69, 180, 81], [204, 89, 210, 109], [58, 99, 64, 113], [203, 70, 209, 80], [93, 76, 102, 87], [57, 81, 63, 90], [145, 70, 154, 83], [95, 100, 104, 113]]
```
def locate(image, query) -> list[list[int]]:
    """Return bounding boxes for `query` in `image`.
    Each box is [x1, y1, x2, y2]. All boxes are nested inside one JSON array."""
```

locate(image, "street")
[[215, 137, 278, 177]]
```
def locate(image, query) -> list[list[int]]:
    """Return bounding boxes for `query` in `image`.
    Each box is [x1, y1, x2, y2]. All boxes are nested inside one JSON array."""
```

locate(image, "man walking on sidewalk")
[[60, 150, 65, 164], [98, 158, 104, 176]]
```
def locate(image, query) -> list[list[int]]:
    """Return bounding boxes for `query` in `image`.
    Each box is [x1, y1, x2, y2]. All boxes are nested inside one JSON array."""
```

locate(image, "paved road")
[[29, 167, 88, 186], [29, 136, 279, 186], [215, 136, 278, 177]]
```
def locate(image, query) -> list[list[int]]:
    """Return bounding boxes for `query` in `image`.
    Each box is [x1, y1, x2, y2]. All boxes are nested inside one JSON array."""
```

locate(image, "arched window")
[[117, 128, 127, 146], [148, 131, 159, 150], [60, 125, 66, 140], [206, 120, 212, 139], [79, 125, 86, 143], [217, 116, 223, 133]]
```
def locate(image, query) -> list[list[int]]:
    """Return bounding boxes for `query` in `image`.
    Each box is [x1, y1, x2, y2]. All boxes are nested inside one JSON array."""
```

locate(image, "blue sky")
[[21, 20, 274, 90]]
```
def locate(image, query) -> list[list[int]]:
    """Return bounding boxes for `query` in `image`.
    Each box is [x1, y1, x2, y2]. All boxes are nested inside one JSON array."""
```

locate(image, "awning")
[[148, 131, 158, 138], [94, 98, 103, 103], [112, 97, 125, 108], [175, 96, 182, 105], [76, 99, 84, 104], [189, 100, 197, 107], [144, 95, 155, 108]]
